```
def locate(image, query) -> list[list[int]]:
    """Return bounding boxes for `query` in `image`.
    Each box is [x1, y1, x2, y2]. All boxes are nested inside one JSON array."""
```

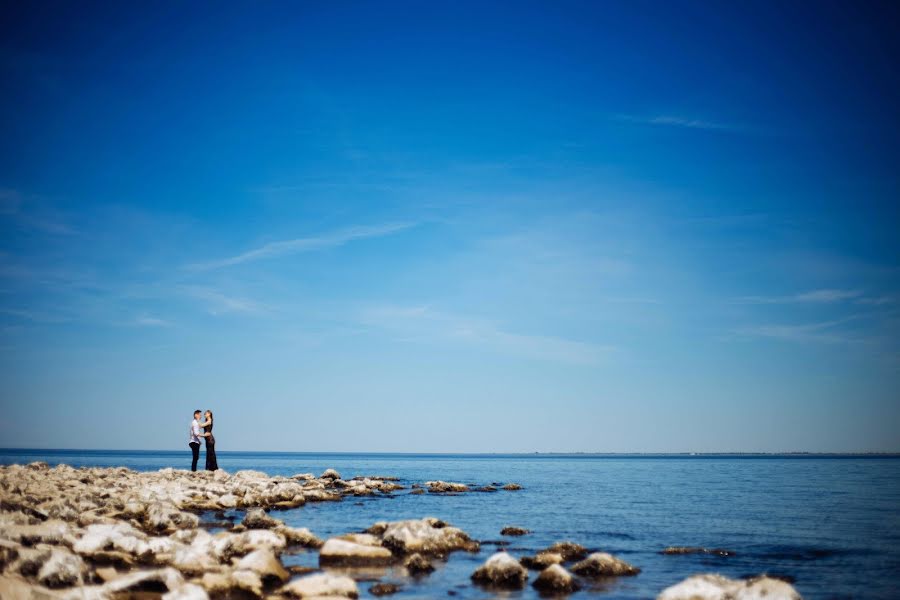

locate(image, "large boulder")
[[277, 525, 322, 549], [320, 469, 342, 480], [543, 541, 588, 561], [319, 535, 393, 566], [424, 481, 469, 493], [658, 574, 802, 600], [533, 564, 580, 593], [520, 551, 564, 570], [212, 529, 286, 560], [403, 553, 434, 574], [280, 573, 359, 598], [242, 508, 281, 530], [471, 552, 528, 589], [572, 552, 640, 577], [380, 518, 478, 556], [234, 548, 289, 584]]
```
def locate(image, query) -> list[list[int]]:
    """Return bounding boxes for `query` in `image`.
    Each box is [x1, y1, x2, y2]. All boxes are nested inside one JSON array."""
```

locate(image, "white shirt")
[[190, 419, 202, 444]]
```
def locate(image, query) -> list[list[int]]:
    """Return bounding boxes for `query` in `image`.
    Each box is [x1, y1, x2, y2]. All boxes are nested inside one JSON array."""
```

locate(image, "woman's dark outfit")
[[204, 421, 218, 471]]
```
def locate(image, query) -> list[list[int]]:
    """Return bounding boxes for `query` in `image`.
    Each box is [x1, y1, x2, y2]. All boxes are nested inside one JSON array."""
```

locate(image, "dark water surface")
[[2, 450, 899, 599]]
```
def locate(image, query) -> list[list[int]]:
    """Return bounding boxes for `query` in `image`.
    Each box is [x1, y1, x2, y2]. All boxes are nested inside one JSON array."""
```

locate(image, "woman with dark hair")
[[199, 410, 218, 471]]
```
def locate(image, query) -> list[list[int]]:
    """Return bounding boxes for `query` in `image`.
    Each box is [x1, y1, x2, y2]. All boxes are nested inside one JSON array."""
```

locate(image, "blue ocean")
[[2, 449, 898, 599]]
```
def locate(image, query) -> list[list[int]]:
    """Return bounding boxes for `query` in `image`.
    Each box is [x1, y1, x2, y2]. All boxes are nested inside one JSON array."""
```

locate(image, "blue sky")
[[1, 1, 898, 452]]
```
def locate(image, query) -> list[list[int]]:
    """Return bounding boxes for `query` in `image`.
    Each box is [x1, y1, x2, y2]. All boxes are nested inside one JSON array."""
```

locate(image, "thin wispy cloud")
[[0, 189, 77, 235], [737, 288, 864, 304], [134, 315, 171, 327], [186, 222, 416, 271], [362, 305, 615, 365], [180, 286, 268, 316], [615, 114, 738, 132], [733, 316, 861, 344]]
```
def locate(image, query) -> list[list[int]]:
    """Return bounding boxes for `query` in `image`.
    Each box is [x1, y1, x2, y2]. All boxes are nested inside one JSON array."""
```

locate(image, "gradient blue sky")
[[1, 1, 898, 452]]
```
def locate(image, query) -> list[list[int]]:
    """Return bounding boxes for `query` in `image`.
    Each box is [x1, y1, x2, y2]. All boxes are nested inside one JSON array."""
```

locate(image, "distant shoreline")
[[2, 448, 899, 458]]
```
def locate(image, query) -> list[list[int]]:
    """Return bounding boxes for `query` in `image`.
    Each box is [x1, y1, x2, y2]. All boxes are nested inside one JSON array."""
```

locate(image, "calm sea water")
[[2, 449, 899, 599]]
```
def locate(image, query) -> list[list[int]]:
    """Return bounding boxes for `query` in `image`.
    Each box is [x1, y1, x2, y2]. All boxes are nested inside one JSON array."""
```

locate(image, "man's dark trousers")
[[190, 442, 200, 471]]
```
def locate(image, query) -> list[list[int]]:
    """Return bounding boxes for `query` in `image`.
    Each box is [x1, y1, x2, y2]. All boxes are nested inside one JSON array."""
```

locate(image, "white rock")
[[234, 548, 289, 583], [163, 583, 210, 600], [280, 573, 359, 598], [658, 574, 802, 600], [319, 537, 393, 566], [471, 552, 528, 588], [571, 552, 640, 577]]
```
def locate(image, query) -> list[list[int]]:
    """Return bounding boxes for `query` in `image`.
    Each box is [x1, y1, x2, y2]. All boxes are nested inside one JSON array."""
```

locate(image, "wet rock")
[[501, 526, 530, 536], [303, 489, 342, 502], [380, 518, 479, 556], [278, 525, 322, 548], [424, 481, 469, 493], [533, 564, 580, 594], [544, 541, 588, 562], [520, 552, 564, 570], [280, 572, 359, 598], [475, 486, 498, 492], [571, 552, 640, 577], [471, 552, 529, 589], [661, 546, 735, 557], [502, 483, 523, 491], [217, 494, 238, 509], [235, 548, 289, 584], [409, 489, 425, 495], [320, 469, 342, 480], [319, 535, 393, 566], [369, 582, 401, 596], [657, 574, 802, 600], [212, 529, 287, 561], [403, 552, 435, 574], [37, 547, 86, 588], [242, 508, 281, 529], [147, 503, 200, 533]]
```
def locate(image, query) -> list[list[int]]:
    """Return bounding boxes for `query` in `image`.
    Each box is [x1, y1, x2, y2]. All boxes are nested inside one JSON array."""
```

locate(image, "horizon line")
[[2, 447, 899, 458]]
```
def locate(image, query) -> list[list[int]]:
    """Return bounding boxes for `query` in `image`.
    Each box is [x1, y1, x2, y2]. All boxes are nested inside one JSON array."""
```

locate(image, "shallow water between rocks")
[[2, 449, 898, 599]]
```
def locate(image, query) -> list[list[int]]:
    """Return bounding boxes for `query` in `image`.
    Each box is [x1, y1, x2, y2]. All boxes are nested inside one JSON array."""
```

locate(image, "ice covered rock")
[[320, 469, 342, 480], [657, 574, 802, 600], [280, 572, 359, 598], [572, 552, 640, 577], [319, 535, 393, 566], [543, 541, 588, 561], [277, 525, 322, 548], [520, 551, 564, 570], [38, 547, 86, 588], [234, 548, 289, 583], [471, 552, 528, 588], [163, 583, 210, 600], [380, 518, 478, 556], [242, 508, 281, 529], [403, 552, 434, 574], [533, 564, 580, 593], [424, 481, 469, 493]]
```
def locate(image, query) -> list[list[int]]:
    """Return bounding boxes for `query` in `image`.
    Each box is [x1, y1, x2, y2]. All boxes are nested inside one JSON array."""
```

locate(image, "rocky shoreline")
[[0, 462, 802, 599]]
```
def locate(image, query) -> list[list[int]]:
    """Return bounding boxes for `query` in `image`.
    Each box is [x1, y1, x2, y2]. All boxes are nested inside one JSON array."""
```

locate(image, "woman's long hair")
[[205, 410, 214, 424]]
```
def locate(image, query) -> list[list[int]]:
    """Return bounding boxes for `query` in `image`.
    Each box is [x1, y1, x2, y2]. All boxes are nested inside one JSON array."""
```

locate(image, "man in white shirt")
[[189, 409, 202, 471]]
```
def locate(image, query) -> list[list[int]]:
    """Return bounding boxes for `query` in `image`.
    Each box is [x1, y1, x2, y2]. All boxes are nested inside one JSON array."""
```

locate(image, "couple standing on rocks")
[[189, 409, 218, 472]]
